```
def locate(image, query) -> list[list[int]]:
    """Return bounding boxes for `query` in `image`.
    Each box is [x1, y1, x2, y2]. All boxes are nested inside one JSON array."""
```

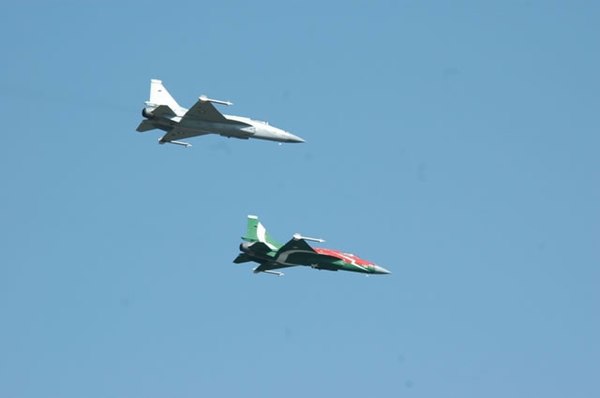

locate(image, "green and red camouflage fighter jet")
[[233, 215, 391, 276]]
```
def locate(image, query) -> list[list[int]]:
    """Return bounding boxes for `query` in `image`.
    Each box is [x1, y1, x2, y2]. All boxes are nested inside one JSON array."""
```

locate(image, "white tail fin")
[[148, 79, 181, 110]]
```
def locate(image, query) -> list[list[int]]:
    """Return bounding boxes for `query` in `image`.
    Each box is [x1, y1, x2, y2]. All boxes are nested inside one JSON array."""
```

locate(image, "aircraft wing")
[[253, 262, 299, 273], [181, 99, 228, 123], [159, 128, 210, 143], [277, 237, 317, 255], [278, 237, 342, 264]]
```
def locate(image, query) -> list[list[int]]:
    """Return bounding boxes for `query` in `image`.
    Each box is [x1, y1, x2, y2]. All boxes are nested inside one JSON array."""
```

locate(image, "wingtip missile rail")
[[293, 233, 325, 243], [158, 139, 192, 147], [199, 95, 233, 106], [253, 267, 284, 276]]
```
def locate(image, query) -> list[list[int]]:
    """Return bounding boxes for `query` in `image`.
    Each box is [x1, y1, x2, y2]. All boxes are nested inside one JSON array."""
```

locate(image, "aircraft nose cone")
[[373, 265, 391, 274], [286, 132, 305, 143]]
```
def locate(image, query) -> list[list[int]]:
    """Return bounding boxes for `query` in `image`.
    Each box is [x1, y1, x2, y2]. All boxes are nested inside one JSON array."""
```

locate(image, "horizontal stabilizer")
[[151, 105, 177, 118], [233, 253, 253, 264], [136, 120, 156, 132], [247, 241, 274, 254]]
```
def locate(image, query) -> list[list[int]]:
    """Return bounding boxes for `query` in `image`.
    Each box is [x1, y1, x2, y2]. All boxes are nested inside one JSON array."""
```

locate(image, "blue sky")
[[1, 1, 598, 397]]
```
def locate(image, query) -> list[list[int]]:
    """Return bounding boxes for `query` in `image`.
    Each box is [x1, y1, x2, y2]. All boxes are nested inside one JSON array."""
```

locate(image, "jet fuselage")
[[239, 242, 390, 275], [141, 107, 304, 144]]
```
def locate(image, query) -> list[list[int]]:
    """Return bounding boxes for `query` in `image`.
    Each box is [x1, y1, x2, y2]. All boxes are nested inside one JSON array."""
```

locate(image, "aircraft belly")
[[162, 127, 211, 141], [312, 263, 340, 271], [245, 251, 364, 273], [181, 120, 254, 139], [276, 251, 335, 268]]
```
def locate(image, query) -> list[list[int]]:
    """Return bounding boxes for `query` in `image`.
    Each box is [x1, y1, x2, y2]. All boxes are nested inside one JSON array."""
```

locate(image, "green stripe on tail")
[[242, 215, 281, 249]]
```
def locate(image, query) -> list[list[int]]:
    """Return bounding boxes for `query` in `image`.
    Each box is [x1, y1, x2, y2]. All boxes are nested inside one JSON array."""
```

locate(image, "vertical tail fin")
[[148, 79, 181, 110], [242, 215, 281, 250]]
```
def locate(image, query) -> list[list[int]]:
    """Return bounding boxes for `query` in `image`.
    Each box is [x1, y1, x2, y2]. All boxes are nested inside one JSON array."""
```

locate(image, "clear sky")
[[1, 1, 598, 397]]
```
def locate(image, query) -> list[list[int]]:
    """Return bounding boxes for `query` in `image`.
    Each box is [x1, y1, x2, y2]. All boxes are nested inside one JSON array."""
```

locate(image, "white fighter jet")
[[136, 79, 304, 147]]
